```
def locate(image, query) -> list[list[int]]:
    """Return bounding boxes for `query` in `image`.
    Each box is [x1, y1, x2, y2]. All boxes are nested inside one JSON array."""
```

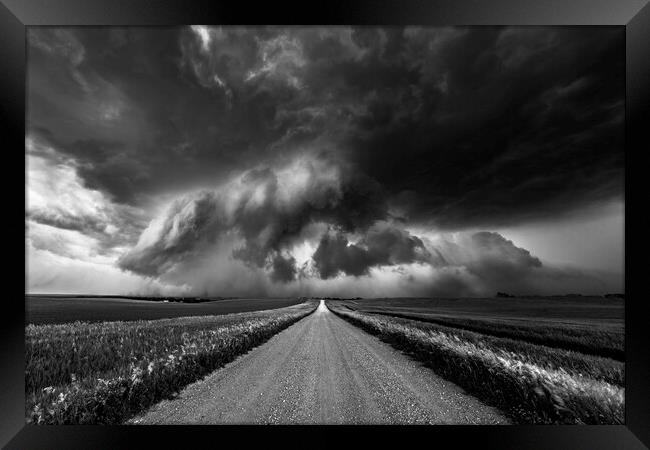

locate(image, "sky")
[[25, 26, 625, 297]]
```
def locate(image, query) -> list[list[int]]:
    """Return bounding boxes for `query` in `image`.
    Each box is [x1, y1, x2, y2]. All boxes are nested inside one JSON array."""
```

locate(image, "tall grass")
[[26, 301, 317, 424], [357, 309, 623, 360], [327, 303, 623, 424], [342, 311, 624, 386]]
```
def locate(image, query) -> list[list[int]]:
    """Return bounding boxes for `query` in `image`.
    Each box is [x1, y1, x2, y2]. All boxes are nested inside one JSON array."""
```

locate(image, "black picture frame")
[[2, 1, 648, 448]]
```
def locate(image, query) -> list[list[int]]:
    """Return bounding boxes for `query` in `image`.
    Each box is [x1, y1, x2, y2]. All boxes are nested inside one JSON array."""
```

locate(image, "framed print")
[[1, 0, 648, 448]]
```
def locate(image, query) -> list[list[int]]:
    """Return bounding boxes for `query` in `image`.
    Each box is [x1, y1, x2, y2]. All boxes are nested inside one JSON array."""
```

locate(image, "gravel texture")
[[129, 301, 510, 424]]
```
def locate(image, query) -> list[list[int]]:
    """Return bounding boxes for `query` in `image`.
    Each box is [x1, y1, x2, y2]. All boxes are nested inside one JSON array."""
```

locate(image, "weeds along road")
[[130, 301, 509, 424]]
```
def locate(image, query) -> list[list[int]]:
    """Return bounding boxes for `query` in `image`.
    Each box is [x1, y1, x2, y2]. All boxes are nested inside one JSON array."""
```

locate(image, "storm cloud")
[[26, 26, 624, 296], [312, 224, 430, 279], [118, 154, 389, 279], [114, 155, 617, 296]]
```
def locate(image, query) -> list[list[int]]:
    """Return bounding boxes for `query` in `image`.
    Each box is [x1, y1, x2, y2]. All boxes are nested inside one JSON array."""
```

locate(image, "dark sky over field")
[[26, 26, 624, 297]]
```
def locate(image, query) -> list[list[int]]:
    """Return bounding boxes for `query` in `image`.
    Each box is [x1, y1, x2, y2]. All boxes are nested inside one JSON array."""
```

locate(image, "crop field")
[[326, 299, 624, 424], [26, 295, 304, 325], [25, 301, 318, 424], [336, 297, 624, 360]]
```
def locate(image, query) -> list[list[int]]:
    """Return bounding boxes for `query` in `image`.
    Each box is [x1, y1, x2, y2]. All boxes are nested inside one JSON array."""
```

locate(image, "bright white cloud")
[[28, 221, 114, 263], [27, 241, 190, 296], [190, 25, 212, 51], [25, 135, 188, 295], [27, 137, 112, 230]]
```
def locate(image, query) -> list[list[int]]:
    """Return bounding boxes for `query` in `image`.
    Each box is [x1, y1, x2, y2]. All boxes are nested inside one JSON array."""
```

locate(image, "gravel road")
[[129, 301, 509, 424]]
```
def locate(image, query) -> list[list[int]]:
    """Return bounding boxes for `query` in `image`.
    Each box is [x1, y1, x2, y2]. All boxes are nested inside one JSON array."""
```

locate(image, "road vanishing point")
[[130, 300, 509, 424]]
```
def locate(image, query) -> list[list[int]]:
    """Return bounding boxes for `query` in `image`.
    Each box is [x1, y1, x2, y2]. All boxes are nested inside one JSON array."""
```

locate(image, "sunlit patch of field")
[[326, 301, 623, 424], [26, 301, 317, 424]]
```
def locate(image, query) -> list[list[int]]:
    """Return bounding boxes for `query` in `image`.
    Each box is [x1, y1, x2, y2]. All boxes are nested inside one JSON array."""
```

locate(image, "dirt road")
[[130, 301, 509, 424]]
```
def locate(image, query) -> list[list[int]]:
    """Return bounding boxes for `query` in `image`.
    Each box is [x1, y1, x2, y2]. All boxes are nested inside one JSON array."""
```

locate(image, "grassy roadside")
[[358, 309, 623, 361], [26, 301, 317, 424], [343, 311, 624, 386], [327, 302, 623, 424]]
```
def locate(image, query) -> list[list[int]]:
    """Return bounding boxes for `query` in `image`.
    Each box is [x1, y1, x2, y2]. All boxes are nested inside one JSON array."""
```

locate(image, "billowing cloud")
[[118, 154, 387, 278], [26, 26, 624, 296], [414, 231, 612, 296], [312, 224, 430, 279], [114, 155, 618, 297]]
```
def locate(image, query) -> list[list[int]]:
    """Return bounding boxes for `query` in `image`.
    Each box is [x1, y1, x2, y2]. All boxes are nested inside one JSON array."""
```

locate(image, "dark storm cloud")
[[312, 225, 430, 279], [27, 128, 152, 205], [345, 27, 625, 229], [312, 233, 372, 278], [118, 190, 223, 276], [118, 154, 389, 279], [28, 26, 623, 230], [269, 254, 298, 283], [118, 155, 574, 295], [27, 26, 624, 296]]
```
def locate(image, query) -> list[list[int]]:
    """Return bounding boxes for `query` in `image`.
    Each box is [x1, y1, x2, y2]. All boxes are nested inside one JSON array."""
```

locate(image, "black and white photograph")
[[24, 25, 625, 426]]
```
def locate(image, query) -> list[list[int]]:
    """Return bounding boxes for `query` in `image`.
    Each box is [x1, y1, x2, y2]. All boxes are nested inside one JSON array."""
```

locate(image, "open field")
[[336, 297, 624, 360], [327, 300, 624, 424], [25, 295, 304, 325], [25, 301, 317, 424], [338, 297, 624, 323]]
